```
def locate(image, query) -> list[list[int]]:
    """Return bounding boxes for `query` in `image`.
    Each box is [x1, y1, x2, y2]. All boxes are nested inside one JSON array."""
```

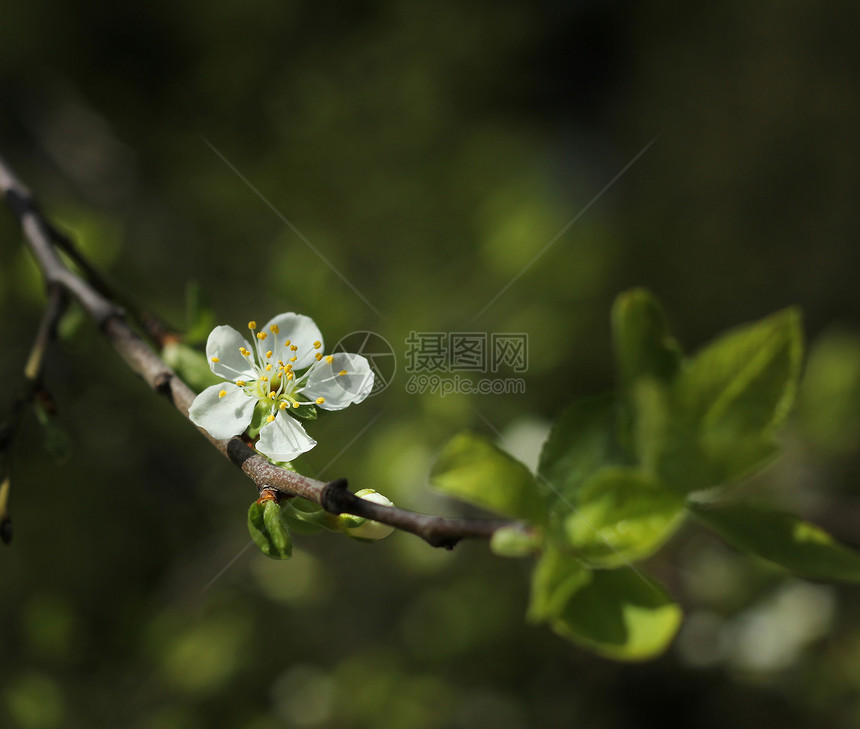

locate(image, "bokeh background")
[[2, 1, 860, 727]]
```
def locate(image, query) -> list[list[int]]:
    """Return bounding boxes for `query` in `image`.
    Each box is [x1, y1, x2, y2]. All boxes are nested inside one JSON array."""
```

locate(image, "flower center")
[[236, 319, 325, 416]]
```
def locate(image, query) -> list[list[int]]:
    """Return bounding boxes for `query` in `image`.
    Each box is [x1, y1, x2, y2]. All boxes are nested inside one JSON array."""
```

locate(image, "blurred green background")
[[2, 1, 860, 727]]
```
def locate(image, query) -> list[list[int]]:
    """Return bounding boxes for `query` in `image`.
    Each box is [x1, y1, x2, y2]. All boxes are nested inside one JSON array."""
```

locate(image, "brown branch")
[[0, 153, 517, 549]]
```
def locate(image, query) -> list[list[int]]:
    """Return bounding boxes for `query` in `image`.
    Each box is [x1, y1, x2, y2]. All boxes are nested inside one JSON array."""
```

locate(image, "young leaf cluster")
[[431, 288, 860, 660]]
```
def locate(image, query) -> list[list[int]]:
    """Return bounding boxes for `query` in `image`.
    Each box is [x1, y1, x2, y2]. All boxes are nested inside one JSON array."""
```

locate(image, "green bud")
[[247, 497, 293, 559], [489, 525, 541, 557]]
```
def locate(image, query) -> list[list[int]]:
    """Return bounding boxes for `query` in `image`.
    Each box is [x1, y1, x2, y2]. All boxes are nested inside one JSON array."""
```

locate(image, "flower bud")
[[344, 489, 395, 541]]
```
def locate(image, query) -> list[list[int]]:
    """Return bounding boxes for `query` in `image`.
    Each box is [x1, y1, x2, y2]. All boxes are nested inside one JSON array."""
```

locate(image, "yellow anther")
[[265, 363, 273, 371], [269, 391, 276, 399], [218, 390, 226, 398], [287, 372, 294, 380], [292, 401, 300, 408], [315, 397, 325, 405], [279, 401, 287, 410], [260, 376, 268, 382], [285, 364, 293, 371], [289, 356, 297, 362], [284, 339, 291, 347], [266, 350, 273, 359], [257, 332, 268, 341], [326, 355, 334, 363], [211, 357, 220, 363], [248, 321, 257, 330], [239, 347, 250, 356], [313, 341, 321, 349], [235, 380, 245, 387], [339, 370, 348, 376], [267, 414, 275, 423], [270, 324, 280, 334], [290, 345, 298, 352], [315, 353, 323, 361]]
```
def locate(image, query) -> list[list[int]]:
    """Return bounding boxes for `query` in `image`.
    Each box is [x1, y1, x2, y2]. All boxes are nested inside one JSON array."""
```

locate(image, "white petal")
[[189, 383, 256, 439], [263, 313, 323, 370], [304, 353, 374, 410], [256, 412, 317, 461], [206, 325, 256, 381]]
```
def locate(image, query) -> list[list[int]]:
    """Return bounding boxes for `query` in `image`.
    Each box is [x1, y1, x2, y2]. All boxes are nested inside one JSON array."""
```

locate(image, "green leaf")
[[633, 309, 803, 493], [612, 288, 682, 390], [690, 501, 860, 582], [529, 547, 682, 661], [247, 499, 293, 560], [632, 378, 779, 493], [675, 307, 802, 444], [528, 546, 592, 621], [185, 281, 217, 345], [538, 393, 630, 503], [430, 432, 546, 523], [562, 467, 685, 567]]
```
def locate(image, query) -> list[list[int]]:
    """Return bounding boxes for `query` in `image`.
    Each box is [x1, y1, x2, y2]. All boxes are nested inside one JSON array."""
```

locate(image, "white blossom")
[[189, 313, 373, 461]]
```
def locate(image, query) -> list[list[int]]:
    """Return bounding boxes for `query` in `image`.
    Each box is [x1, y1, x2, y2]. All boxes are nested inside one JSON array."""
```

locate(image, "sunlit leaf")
[[430, 432, 546, 523], [529, 547, 682, 660], [676, 307, 802, 451], [562, 467, 685, 567], [690, 501, 860, 582], [538, 393, 630, 504]]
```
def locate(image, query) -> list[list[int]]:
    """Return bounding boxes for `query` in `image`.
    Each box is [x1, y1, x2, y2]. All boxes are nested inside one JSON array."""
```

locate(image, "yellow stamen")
[[265, 363, 273, 371], [326, 355, 334, 363], [235, 380, 245, 386], [269, 391, 276, 399], [266, 350, 273, 359], [284, 339, 291, 347], [218, 390, 226, 398], [267, 414, 275, 423], [315, 353, 323, 361], [339, 370, 347, 376], [287, 372, 294, 380], [315, 397, 325, 405], [279, 401, 287, 410], [270, 324, 280, 334], [239, 347, 250, 356], [260, 376, 268, 382], [257, 332, 268, 341], [290, 345, 298, 352], [292, 402, 300, 408], [211, 357, 220, 363], [313, 341, 321, 349], [289, 356, 297, 362], [248, 321, 257, 330]]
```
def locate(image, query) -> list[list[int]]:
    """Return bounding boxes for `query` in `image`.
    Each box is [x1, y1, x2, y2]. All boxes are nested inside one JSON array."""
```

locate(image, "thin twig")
[[0, 283, 69, 544], [0, 153, 518, 549]]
